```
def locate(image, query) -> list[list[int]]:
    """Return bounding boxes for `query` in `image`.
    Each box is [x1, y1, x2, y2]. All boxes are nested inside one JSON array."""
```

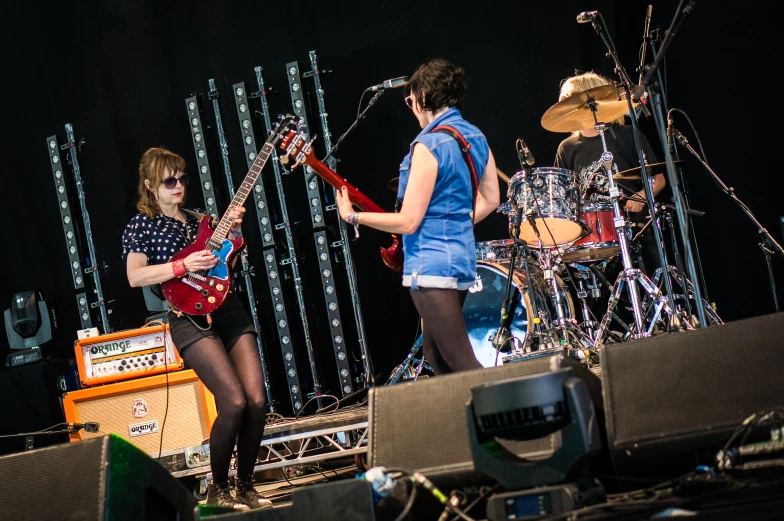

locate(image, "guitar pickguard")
[[206, 240, 234, 281]]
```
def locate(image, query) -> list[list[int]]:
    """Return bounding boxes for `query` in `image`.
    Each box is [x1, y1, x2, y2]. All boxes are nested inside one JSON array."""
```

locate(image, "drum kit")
[[387, 82, 722, 382]]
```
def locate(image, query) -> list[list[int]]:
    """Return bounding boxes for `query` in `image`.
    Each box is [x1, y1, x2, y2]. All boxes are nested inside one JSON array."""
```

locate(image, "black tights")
[[179, 333, 266, 486], [409, 288, 483, 375]]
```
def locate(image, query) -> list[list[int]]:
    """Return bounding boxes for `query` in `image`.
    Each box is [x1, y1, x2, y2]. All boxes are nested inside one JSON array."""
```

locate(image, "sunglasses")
[[161, 173, 190, 189], [404, 94, 414, 110]]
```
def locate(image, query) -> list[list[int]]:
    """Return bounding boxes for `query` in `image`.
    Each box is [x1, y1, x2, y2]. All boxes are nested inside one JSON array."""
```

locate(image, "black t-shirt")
[[553, 125, 658, 216]]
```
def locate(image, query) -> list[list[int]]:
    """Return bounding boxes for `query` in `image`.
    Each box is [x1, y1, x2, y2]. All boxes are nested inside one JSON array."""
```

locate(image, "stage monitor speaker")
[[63, 369, 216, 454], [368, 352, 601, 484], [602, 312, 784, 477], [0, 434, 196, 521]]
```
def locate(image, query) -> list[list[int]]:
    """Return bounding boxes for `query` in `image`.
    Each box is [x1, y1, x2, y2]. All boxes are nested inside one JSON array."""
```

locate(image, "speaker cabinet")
[[601, 312, 784, 476], [63, 369, 216, 454], [0, 434, 196, 521], [368, 353, 600, 484]]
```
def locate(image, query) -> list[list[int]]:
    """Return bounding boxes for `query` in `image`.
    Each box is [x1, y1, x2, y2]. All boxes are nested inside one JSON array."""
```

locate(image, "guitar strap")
[[429, 125, 480, 217]]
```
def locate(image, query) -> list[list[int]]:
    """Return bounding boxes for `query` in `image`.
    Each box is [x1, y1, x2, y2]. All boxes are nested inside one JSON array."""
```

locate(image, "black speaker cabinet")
[[368, 352, 601, 484], [0, 434, 196, 521], [601, 312, 784, 477]]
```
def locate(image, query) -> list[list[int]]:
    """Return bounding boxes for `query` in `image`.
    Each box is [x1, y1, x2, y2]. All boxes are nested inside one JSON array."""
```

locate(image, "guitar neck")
[[210, 143, 274, 244], [304, 158, 386, 214]]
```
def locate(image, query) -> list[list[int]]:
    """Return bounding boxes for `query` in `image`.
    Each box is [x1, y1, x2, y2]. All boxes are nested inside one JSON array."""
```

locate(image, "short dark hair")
[[407, 59, 467, 112]]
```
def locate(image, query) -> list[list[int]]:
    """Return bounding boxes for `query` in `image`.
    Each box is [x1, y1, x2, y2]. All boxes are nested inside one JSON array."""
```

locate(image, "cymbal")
[[541, 84, 637, 133], [613, 160, 686, 180], [387, 177, 399, 192]]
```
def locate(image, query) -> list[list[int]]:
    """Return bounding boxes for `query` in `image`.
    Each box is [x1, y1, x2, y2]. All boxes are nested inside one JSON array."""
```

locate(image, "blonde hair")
[[136, 147, 187, 218], [559, 72, 626, 129]]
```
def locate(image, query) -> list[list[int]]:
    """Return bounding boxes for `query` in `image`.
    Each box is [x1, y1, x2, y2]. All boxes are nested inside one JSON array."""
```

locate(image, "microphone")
[[368, 76, 408, 92], [667, 114, 675, 154], [517, 139, 535, 167], [68, 422, 100, 433], [576, 10, 598, 23], [527, 212, 542, 240]]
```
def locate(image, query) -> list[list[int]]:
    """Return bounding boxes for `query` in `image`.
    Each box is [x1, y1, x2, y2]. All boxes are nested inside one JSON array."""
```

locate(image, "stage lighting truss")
[[48, 135, 94, 330], [208, 78, 277, 412], [185, 95, 220, 218], [314, 231, 353, 396], [263, 250, 304, 412], [48, 135, 85, 292], [309, 49, 370, 393], [232, 82, 275, 249], [288, 60, 353, 396], [253, 66, 319, 410], [285, 61, 324, 228]]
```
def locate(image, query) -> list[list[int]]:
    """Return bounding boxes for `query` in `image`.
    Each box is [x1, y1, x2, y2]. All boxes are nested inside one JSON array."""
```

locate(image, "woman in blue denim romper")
[[337, 59, 501, 374]]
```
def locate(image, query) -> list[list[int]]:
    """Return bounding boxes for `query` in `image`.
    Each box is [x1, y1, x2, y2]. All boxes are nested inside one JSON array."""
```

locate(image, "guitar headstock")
[[269, 114, 299, 144], [278, 127, 319, 170]]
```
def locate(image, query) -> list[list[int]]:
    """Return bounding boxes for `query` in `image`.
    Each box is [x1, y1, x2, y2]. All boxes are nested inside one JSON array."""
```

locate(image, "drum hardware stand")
[[674, 129, 784, 312], [635, 0, 708, 328], [386, 334, 434, 384], [652, 266, 723, 326], [587, 10, 681, 330], [495, 203, 547, 354], [523, 202, 593, 350], [591, 121, 678, 347]]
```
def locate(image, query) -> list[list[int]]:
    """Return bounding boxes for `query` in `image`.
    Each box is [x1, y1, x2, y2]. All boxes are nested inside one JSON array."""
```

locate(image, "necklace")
[[162, 212, 193, 245]]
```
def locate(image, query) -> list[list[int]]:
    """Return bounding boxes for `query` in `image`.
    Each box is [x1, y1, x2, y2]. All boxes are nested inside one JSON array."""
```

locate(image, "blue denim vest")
[[396, 108, 490, 290]]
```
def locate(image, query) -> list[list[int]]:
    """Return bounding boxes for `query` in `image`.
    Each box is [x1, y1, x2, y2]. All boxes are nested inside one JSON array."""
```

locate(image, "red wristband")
[[172, 259, 187, 278]]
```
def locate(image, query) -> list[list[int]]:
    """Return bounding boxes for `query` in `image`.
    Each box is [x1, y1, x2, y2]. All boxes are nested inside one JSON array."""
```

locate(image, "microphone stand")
[[636, 1, 707, 328], [589, 11, 680, 329], [317, 89, 385, 175], [675, 130, 782, 311]]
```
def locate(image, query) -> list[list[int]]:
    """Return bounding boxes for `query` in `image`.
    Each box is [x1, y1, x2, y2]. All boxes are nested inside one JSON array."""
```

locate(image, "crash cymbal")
[[387, 177, 399, 192], [613, 160, 686, 180], [541, 84, 637, 133]]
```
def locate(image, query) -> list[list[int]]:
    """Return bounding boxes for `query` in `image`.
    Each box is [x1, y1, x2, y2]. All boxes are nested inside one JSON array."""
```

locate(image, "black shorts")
[[169, 292, 256, 353]]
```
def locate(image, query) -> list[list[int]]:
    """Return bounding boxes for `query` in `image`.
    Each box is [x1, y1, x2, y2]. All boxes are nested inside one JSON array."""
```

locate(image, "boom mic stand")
[[587, 11, 681, 329], [674, 130, 783, 311], [635, 0, 708, 327]]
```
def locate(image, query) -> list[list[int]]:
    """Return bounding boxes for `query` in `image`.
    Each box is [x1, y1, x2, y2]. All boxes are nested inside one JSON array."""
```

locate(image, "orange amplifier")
[[63, 369, 217, 454], [74, 324, 183, 387]]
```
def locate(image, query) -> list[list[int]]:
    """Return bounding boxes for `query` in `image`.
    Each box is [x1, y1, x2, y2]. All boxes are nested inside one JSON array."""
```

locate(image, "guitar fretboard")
[[206, 141, 275, 250]]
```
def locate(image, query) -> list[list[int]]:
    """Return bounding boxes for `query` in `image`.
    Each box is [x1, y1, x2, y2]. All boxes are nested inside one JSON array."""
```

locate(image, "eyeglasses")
[[404, 94, 414, 110], [161, 173, 190, 189]]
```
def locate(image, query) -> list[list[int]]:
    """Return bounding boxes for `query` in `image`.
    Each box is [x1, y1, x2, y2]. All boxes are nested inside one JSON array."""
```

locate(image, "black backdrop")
[[2, 0, 780, 414]]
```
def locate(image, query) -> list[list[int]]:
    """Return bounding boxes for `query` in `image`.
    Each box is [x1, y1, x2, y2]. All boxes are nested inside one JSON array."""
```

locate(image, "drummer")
[[553, 71, 666, 272]]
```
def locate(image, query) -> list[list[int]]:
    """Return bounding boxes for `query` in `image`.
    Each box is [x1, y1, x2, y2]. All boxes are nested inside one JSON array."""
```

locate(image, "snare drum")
[[562, 204, 620, 262], [475, 240, 514, 261], [508, 167, 583, 247]]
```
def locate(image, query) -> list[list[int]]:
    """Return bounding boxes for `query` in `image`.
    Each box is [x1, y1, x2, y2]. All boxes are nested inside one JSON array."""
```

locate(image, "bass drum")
[[463, 261, 573, 367]]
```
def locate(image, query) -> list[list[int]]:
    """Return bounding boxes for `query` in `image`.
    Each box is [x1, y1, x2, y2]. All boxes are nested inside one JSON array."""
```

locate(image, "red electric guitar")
[[162, 115, 298, 315], [279, 130, 403, 272]]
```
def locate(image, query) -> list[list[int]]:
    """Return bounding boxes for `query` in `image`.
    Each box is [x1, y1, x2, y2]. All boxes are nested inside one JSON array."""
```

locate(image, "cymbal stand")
[[587, 10, 681, 328], [591, 122, 676, 347]]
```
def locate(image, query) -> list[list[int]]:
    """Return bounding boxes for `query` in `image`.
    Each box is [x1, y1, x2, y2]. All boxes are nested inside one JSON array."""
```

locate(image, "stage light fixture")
[[262, 248, 303, 410], [4, 291, 56, 367], [466, 366, 606, 520], [314, 230, 353, 396], [184, 95, 220, 217]]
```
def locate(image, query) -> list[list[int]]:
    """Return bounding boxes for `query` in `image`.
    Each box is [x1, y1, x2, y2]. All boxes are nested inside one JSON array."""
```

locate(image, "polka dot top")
[[121, 209, 204, 265]]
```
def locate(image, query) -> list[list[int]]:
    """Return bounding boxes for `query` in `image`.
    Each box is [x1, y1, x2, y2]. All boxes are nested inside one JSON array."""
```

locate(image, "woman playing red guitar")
[[122, 147, 270, 511], [336, 59, 501, 374]]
